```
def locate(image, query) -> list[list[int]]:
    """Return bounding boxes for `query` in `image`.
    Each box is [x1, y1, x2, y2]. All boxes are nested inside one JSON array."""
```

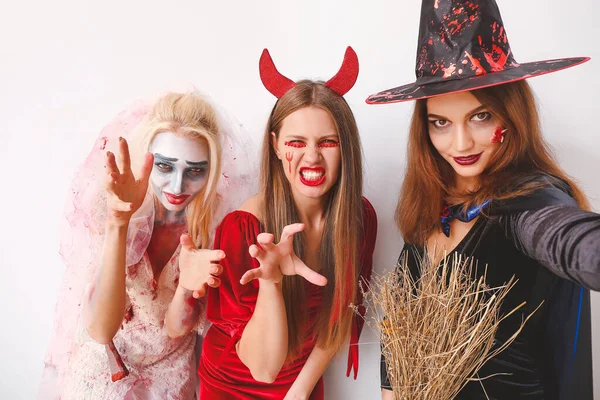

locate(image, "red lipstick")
[[299, 167, 326, 187], [453, 152, 482, 166], [164, 192, 190, 205]]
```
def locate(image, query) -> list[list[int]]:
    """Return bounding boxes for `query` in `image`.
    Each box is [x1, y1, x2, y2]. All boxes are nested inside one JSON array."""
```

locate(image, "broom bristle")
[[361, 251, 533, 400]]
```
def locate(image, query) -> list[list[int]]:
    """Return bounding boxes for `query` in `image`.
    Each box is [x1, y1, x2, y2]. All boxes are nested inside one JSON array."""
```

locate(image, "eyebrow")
[[285, 134, 339, 140], [427, 105, 487, 120], [154, 153, 177, 162], [154, 153, 208, 166], [186, 160, 208, 167]]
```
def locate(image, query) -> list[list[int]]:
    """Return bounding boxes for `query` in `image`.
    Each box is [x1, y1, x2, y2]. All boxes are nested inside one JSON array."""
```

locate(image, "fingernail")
[[119, 136, 123, 142]]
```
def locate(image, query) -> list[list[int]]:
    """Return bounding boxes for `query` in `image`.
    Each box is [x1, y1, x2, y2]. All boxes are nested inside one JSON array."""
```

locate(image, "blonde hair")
[[261, 80, 364, 358], [133, 92, 222, 249]]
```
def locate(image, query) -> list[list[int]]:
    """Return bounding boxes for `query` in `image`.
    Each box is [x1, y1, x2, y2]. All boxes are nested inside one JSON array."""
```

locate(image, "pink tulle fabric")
[[38, 95, 257, 400]]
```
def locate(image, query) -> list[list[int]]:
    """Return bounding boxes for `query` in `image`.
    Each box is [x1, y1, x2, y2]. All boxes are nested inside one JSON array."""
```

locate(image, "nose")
[[303, 144, 321, 164], [454, 124, 474, 153], [171, 171, 185, 194]]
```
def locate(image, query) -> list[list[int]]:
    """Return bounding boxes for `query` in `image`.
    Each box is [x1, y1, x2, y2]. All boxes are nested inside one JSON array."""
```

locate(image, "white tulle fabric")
[[38, 94, 257, 400]]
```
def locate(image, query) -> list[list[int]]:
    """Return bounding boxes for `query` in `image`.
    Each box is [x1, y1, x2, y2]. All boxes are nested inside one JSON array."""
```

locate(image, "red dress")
[[199, 197, 377, 399]]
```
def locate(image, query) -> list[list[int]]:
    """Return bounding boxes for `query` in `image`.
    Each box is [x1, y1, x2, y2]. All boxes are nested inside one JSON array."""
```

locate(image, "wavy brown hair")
[[261, 80, 364, 358], [396, 80, 589, 245]]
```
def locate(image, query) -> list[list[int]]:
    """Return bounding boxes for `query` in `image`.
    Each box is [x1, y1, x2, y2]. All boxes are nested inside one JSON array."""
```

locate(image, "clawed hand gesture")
[[178, 234, 225, 298], [240, 223, 327, 287], [104, 137, 154, 226]]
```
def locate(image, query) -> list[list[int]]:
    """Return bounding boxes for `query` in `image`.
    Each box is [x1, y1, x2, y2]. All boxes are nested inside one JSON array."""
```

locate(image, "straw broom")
[[363, 251, 536, 400]]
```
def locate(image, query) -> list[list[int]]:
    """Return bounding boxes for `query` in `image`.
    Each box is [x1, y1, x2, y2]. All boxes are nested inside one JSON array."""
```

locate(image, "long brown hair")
[[261, 80, 364, 357], [134, 92, 222, 249], [397, 80, 589, 245]]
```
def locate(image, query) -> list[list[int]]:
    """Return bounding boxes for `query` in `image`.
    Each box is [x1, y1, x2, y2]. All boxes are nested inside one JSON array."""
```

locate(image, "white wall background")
[[1, 0, 598, 398]]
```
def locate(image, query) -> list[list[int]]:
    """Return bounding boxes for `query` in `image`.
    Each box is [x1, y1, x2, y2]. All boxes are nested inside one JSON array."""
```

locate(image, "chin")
[[293, 182, 335, 200], [453, 168, 484, 179], [448, 160, 485, 178], [299, 190, 327, 200], [159, 197, 191, 213]]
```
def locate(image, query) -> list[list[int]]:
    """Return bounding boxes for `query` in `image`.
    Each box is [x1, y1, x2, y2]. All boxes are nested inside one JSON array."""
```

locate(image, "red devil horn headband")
[[259, 46, 359, 98], [325, 47, 360, 96]]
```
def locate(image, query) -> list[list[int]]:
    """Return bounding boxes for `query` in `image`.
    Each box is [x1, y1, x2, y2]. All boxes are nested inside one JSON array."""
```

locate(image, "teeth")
[[301, 170, 324, 181]]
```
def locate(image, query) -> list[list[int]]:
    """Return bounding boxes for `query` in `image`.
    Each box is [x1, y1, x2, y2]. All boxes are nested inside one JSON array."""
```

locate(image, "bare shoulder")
[[238, 195, 264, 221]]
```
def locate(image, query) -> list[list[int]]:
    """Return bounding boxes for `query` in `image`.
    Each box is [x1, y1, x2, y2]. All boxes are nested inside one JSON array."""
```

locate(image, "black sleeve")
[[499, 205, 600, 291]]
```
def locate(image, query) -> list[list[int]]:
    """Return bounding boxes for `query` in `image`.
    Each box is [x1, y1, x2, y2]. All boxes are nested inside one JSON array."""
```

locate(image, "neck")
[[292, 192, 327, 229], [454, 175, 478, 193], [153, 196, 187, 226]]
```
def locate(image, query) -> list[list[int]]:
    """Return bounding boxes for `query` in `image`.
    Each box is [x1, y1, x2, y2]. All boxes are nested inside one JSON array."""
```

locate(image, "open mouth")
[[164, 192, 190, 205], [453, 152, 483, 166], [299, 167, 326, 187]]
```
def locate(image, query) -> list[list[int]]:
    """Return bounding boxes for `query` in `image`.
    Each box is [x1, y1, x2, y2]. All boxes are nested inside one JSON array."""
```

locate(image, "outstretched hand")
[[240, 223, 327, 287], [104, 137, 154, 226], [178, 234, 225, 298]]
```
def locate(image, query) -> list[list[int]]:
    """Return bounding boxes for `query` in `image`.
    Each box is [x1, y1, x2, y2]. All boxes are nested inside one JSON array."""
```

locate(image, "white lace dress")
[[62, 245, 205, 400], [38, 96, 256, 400]]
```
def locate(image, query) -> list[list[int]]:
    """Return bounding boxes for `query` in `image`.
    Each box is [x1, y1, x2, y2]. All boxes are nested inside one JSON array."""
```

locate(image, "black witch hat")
[[366, 0, 589, 104]]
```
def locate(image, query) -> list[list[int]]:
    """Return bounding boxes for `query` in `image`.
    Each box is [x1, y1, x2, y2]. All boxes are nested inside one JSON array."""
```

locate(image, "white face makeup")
[[426, 91, 502, 191], [272, 106, 342, 202], [149, 131, 210, 212]]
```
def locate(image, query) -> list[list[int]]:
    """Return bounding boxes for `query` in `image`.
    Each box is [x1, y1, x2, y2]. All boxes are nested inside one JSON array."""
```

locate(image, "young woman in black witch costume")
[[367, 1, 599, 399]]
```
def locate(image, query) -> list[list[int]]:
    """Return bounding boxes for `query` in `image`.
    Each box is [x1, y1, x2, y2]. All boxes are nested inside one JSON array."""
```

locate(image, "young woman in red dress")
[[198, 47, 378, 399]]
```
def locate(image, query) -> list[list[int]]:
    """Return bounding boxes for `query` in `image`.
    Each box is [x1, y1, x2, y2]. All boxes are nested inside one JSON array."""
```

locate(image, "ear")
[[271, 131, 282, 159]]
